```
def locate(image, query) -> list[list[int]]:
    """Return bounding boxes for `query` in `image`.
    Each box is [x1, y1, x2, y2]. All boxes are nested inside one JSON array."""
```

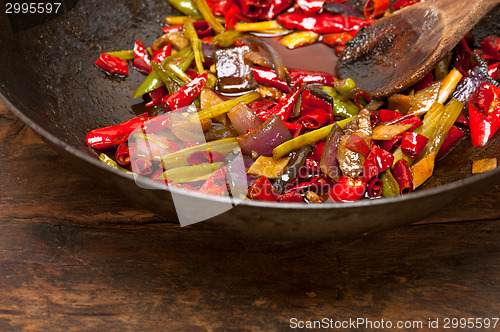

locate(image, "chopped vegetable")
[[472, 158, 498, 174]]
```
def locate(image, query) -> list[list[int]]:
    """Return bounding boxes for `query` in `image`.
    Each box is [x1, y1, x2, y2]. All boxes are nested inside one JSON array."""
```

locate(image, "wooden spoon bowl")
[[336, 0, 500, 98]]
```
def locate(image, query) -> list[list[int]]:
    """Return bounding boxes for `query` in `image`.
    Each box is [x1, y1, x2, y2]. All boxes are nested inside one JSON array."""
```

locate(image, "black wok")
[[1, 0, 499, 241]]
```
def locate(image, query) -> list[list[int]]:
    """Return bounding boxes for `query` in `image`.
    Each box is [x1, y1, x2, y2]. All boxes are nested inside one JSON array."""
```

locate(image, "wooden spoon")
[[336, 0, 500, 99]]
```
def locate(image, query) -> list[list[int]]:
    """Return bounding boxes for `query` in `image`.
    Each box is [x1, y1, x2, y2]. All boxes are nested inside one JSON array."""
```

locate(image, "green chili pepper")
[[159, 162, 224, 183], [161, 138, 238, 169], [213, 30, 244, 47], [183, 18, 205, 74], [99, 153, 133, 173], [132, 71, 165, 98], [322, 85, 359, 118], [334, 78, 356, 95], [168, 0, 202, 18], [381, 169, 400, 198]]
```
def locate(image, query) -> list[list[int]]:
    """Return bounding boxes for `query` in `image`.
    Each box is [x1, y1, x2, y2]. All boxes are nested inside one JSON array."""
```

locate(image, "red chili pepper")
[[164, 73, 208, 111], [141, 114, 172, 133], [412, 72, 434, 91], [468, 82, 500, 147], [146, 86, 168, 108], [363, 0, 389, 19], [313, 140, 326, 162], [192, 20, 213, 38], [367, 177, 383, 198], [277, 13, 375, 34], [95, 53, 129, 76], [283, 121, 301, 133], [379, 109, 402, 123], [329, 175, 367, 202], [346, 134, 370, 157], [207, 0, 231, 15], [362, 145, 394, 182], [224, 2, 250, 31], [278, 191, 303, 202], [392, 159, 413, 194], [300, 89, 332, 117], [161, 21, 213, 38], [199, 166, 228, 196], [455, 111, 469, 128], [186, 150, 227, 165], [131, 158, 153, 176], [353, 90, 372, 109], [258, 0, 294, 20], [488, 62, 500, 80], [297, 0, 326, 15], [296, 108, 331, 129], [321, 31, 357, 47], [303, 157, 322, 176], [481, 35, 500, 61], [115, 142, 132, 166], [455, 37, 473, 75], [151, 44, 172, 63], [252, 66, 291, 93], [248, 176, 278, 201], [259, 89, 300, 122], [391, 0, 422, 10], [288, 69, 336, 86], [161, 25, 183, 34], [248, 100, 277, 115], [377, 134, 403, 153], [383, 113, 423, 131], [436, 126, 465, 160], [134, 39, 152, 73], [401, 131, 429, 159], [86, 113, 150, 149]]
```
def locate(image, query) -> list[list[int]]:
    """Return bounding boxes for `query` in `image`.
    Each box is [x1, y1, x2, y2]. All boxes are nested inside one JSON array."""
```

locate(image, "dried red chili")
[[401, 131, 429, 159], [363, 0, 389, 19], [329, 175, 367, 202], [392, 160, 413, 194], [95, 53, 129, 76], [288, 69, 336, 86], [248, 176, 278, 201], [436, 126, 465, 159], [86, 113, 149, 150], [468, 82, 500, 147], [362, 145, 394, 182], [277, 13, 375, 34], [259, 89, 300, 122], [296, 108, 331, 129], [481, 35, 500, 61], [164, 73, 208, 111], [252, 66, 291, 93], [134, 39, 152, 73]]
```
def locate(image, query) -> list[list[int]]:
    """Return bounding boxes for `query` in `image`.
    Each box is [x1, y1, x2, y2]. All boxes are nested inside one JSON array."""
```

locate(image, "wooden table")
[[1, 102, 499, 331]]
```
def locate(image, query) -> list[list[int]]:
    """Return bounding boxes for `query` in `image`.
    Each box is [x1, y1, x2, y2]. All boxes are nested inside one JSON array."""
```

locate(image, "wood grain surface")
[[0, 103, 499, 331]]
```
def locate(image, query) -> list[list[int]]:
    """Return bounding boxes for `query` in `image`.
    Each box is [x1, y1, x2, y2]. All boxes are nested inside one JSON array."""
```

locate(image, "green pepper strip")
[[213, 30, 243, 47], [132, 71, 165, 98], [190, 92, 260, 122], [334, 78, 357, 95], [415, 98, 464, 163], [168, 0, 202, 18], [273, 116, 354, 159], [99, 153, 132, 173], [184, 18, 205, 74], [322, 86, 359, 118], [194, 0, 225, 34], [106, 47, 152, 60], [381, 169, 400, 198], [158, 162, 223, 183], [160, 137, 238, 169]]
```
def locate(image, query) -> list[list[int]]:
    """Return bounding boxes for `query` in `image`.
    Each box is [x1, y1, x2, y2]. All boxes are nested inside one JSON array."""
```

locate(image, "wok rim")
[[2, 90, 499, 211]]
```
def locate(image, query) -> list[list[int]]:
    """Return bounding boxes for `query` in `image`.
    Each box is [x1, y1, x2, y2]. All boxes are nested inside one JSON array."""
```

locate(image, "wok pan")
[[1, 0, 499, 241]]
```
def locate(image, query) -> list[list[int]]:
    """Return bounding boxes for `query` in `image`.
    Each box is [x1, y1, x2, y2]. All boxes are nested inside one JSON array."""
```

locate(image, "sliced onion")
[[228, 102, 263, 135], [237, 114, 292, 157], [320, 124, 344, 181]]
